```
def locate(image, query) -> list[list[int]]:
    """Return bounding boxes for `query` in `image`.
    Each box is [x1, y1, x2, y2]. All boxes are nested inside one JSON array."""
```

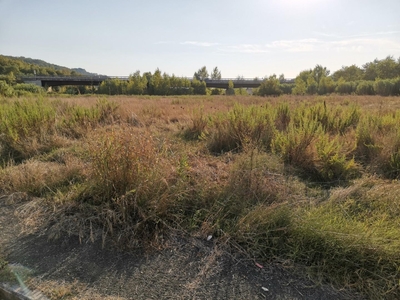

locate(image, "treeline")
[[98, 70, 208, 96], [1, 55, 400, 97], [257, 56, 400, 97]]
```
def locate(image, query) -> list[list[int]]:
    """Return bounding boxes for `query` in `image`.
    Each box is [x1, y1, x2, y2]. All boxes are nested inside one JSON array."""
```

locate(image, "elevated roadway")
[[19, 76, 294, 89]]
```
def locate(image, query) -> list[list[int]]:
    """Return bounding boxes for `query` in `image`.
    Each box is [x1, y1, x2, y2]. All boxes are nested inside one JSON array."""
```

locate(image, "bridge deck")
[[20, 76, 294, 88]]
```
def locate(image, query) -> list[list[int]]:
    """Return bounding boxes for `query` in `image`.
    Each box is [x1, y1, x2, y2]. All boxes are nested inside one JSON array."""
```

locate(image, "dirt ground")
[[0, 195, 363, 300]]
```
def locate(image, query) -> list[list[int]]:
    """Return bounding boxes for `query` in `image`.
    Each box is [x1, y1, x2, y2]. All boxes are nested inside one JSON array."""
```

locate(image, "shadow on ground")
[[1, 198, 362, 300]]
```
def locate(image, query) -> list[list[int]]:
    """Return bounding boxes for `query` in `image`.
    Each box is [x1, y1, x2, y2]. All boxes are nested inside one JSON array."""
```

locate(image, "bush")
[[0, 80, 14, 97], [272, 118, 320, 174], [0, 97, 57, 161], [258, 76, 282, 96], [374, 78, 395, 96], [315, 134, 360, 182], [207, 104, 276, 153], [335, 80, 356, 94], [13, 83, 44, 94], [279, 83, 294, 94], [356, 81, 375, 95]]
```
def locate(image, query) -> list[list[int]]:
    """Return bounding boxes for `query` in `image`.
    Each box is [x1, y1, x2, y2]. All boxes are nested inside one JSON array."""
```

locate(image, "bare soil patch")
[[0, 196, 361, 300]]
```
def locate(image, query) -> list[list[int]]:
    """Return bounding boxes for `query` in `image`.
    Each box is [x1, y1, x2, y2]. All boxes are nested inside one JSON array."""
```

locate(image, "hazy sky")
[[1, 0, 399, 78]]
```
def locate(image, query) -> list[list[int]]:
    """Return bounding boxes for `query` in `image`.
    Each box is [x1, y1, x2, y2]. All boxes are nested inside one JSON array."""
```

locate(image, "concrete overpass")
[[20, 75, 111, 87], [19, 76, 294, 89]]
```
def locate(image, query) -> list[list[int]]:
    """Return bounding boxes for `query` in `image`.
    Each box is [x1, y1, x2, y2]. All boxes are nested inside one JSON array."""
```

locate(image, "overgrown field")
[[1, 94, 400, 299]]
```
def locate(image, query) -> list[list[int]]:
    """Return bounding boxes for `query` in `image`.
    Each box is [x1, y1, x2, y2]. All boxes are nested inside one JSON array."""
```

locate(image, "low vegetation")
[[1, 94, 400, 299], [1, 55, 400, 98]]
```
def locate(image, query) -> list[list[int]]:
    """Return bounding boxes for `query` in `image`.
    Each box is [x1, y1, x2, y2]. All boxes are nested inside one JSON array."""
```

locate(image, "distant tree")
[[211, 88, 224, 95], [236, 75, 245, 80], [170, 75, 191, 95], [292, 77, 307, 95], [235, 88, 248, 95], [306, 74, 318, 95], [280, 83, 295, 94], [211, 67, 222, 80], [375, 56, 399, 79], [148, 69, 163, 95], [98, 78, 127, 95], [226, 80, 235, 95], [361, 56, 399, 81], [332, 65, 364, 82], [191, 78, 207, 95], [318, 76, 336, 95], [279, 74, 285, 82], [127, 70, 148, 95], [356, 81, 375, 95], [335, 77, 356, 94], [374, 78, 397, 96], [258, 75, 282, 96], [297, 69, 313, 83], [194, 66, 209, 81], [312, 65, 330, 85], [363, 59, 380, 81]]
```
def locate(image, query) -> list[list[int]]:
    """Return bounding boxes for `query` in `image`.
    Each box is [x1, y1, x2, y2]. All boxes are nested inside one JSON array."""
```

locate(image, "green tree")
[[211, 88, 224, 95], [312, 65, 330, 85], [332, 65, 364, 82], [226, 80, 235, 95], [292, 77, 307, 95], [361, 56, 399, 80], [149, 69, 163, 95], [318, 76, 336, 95], [306, 74, 318, 94], [170, 75, 191, 95], [127, 71, 148, 95], [258, 75, 282, 96], [191, 78, 207, 95], [211, 67, 222, 80], [194, 66, 209, 81], [335, 77, 355, 94], [356, 81, 375, 95], [98, 78, 127, 95], [376, 56, 399, 79]]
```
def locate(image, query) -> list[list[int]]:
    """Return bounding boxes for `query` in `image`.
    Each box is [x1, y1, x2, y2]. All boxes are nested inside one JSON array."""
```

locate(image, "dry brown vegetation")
[[1, 94, 400, 299]]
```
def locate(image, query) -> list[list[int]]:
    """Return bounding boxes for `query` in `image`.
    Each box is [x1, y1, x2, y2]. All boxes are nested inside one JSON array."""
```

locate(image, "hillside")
[[0, 55, 99, 77]]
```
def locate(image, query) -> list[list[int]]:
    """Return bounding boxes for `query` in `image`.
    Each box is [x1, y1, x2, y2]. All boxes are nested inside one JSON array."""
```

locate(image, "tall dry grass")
[[1, 94, 400, 299]]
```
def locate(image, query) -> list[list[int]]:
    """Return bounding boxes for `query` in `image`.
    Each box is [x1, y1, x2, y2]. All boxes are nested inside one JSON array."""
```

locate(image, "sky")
[[1, 0, 400, 78]]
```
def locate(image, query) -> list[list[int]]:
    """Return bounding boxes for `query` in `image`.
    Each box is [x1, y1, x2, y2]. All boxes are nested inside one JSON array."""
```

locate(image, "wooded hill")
[[0, 55, 97, 77]]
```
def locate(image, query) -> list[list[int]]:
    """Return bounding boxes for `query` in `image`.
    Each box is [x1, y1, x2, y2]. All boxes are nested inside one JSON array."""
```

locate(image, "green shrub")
[[279, 83, 294, 94], [0, 80, 14, 97], [307, 102, 360, 135], [272, 118, 320, 173], [274, 102, 291, 131], [374, 78, 395, 96], [335, 79, 356, 94], [258, 76, 282, 96], [207, 104, 276, 153], [356, 80, 375, 95], [13, 83, 44, 94], [0, 97, 57, 161], [315, 134, 359, 182]]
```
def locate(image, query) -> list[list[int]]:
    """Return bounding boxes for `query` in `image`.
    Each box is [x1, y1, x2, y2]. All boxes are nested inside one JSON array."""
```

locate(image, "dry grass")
[[1, 94, 400, 299]]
